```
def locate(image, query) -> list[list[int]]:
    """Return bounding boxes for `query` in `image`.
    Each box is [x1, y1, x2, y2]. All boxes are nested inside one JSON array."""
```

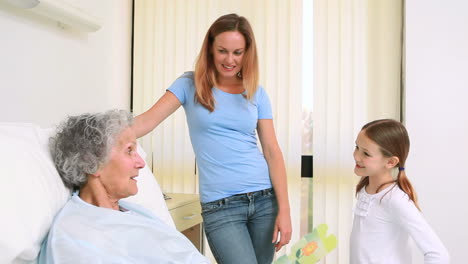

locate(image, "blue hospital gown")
[[39, 192, 209, 264]]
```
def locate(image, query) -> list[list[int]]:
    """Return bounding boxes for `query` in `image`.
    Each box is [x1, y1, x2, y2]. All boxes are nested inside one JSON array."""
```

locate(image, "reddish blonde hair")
[[355, 119, 420, 210], [194, 13, 259, 112]]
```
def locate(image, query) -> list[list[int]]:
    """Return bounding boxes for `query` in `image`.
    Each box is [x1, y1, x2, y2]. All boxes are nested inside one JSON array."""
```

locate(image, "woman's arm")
[[132, 91, 181, 138], [257, 119, 292, 252]]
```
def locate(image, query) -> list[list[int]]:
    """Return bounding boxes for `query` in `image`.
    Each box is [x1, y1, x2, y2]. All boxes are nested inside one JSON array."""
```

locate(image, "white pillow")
[[0, 123, 174, 263], [0, 123, 70, 264]]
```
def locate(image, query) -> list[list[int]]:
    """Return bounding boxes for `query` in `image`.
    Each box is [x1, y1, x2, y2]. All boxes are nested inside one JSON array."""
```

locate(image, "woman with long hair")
[[132, 14, 291, 264]]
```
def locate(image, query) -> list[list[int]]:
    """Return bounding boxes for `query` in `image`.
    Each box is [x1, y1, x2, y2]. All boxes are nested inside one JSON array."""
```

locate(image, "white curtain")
[[312, 0, 402, 263], [132, 0, 303, 258]]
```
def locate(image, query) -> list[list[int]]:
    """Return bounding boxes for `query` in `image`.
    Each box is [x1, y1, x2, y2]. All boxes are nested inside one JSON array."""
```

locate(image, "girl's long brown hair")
[[194, 13, 259, 112], [355, 119, 420, 210]]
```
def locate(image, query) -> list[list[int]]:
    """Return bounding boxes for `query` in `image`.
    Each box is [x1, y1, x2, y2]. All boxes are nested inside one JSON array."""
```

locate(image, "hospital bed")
[[0, 122, 175, 263]]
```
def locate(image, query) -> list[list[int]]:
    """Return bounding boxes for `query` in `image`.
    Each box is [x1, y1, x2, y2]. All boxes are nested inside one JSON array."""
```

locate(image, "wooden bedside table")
[[165, 193, 203, 253]]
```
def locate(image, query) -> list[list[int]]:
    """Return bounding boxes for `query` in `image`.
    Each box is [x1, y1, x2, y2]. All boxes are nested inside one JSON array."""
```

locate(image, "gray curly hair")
[[50, 109, 134, 190]]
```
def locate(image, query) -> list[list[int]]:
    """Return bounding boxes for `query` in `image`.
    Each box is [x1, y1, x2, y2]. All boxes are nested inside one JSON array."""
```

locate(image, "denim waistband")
[[202, 188, 274, 206], [232, 187, 274, 198]]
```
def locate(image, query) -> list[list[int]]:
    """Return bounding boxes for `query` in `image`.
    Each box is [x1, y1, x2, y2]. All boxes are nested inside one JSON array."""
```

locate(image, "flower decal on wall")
[[302, 241, 318, 256], [274, 224, 337, 264]]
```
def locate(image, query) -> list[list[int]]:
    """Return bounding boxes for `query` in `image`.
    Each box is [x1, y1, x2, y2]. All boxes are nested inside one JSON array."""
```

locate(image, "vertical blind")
[[313, 0, 402, 263]]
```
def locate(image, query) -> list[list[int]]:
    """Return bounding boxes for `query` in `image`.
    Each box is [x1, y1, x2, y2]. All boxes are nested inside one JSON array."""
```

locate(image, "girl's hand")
[[272, 209, 292, 252]]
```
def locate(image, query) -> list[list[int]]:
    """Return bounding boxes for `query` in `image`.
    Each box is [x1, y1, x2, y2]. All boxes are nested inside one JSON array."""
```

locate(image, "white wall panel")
[[0, 0, 132, 127], [406, 0, 468, 262]]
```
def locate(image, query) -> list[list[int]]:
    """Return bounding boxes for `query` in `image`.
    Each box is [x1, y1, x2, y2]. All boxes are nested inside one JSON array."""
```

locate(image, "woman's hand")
[[272, 209, 292, 252]]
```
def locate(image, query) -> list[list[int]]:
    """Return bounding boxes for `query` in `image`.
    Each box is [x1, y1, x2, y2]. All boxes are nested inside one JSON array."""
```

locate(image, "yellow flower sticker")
[[302, 241, 318, 256], [274, 224, 337, 264]]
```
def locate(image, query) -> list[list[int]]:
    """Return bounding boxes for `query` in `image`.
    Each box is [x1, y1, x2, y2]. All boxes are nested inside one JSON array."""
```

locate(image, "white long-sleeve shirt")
[[350, 184, 449, 264]]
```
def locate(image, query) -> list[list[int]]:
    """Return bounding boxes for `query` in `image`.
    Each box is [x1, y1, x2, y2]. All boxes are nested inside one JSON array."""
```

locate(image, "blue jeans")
[[201, 188, 278, 264]]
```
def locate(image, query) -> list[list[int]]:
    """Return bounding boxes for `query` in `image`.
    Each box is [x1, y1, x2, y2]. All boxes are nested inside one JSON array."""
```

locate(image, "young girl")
[[350, 119, 449, 263]]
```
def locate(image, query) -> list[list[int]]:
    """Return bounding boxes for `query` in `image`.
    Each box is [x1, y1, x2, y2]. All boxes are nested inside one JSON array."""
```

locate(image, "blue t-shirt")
[[168, 72, 273, 203]]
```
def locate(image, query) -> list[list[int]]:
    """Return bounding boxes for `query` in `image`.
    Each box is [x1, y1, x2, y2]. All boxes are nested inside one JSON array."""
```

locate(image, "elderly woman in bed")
[[39, 110, 209, 264]]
